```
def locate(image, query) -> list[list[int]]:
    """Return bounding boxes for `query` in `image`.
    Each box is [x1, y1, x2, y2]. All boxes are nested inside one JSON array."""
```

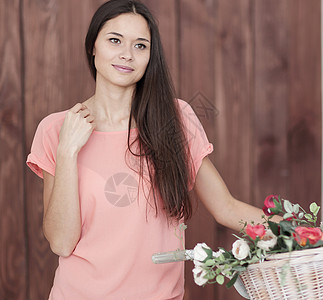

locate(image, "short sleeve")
[[26, 114, 63, 178], [178, 99, 214, 180]]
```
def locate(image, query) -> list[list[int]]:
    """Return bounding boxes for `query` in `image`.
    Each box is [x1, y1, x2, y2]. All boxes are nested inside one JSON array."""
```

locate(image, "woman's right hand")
[[58, 103, 95, 155], [43, 103, 95, 256]]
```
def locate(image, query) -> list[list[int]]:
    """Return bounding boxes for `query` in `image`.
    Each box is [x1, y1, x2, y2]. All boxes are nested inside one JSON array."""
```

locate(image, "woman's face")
[[93, 13, 151, 89]]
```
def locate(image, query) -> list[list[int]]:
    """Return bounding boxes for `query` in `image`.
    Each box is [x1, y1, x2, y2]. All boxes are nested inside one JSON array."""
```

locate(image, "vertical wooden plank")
[[141, 0, 180, 91], [23, 0, 105, 298], [0, 0, 27, 299], [288, 0, 321, 210], [23, 0, 66, 297], [178, 0, 218, 299], [253, 1, 289, 206], [213, 1, 253, 299]]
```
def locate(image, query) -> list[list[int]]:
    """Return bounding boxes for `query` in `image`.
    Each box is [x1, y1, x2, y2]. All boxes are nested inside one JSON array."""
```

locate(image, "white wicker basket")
[[239, 247, 323, 300]]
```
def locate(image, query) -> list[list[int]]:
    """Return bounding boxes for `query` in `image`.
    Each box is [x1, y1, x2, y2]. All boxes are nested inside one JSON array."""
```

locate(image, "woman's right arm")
[[42, 103, 95, 257]]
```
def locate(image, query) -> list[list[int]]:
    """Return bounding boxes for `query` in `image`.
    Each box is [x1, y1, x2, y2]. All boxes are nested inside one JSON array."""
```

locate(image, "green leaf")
[[205, 259, 215, 267], [310, 202, 320, 217], [268, 220, 279, 236], [222, 252, 232, 259], [216, 275, 225, 285], [315, 207, 320, 216], [230, 260, 240, 267], [273, 198, 282, 210], [283, 200, 293, 213], [226, 272, 239, 288], [304, 213, 315, 223], [269, 207, 281, 214], [293, 204, 300, 214], [203, 247, 213, 260], [314, 240, 323, 247], [283, 213, 294, 219], [249, 255, 261, 263], [218, 254, 226, 262], [279, 221, 294, 236], [298, 212, 304, 219], [310, 202, 318, 214], [232, 265, 247, 272], [305, 213, 312, 220], [205, 271, 216, 280]]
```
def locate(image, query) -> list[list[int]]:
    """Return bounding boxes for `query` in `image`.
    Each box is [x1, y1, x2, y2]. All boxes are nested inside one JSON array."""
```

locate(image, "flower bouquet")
[[152, 195, 323, 299]]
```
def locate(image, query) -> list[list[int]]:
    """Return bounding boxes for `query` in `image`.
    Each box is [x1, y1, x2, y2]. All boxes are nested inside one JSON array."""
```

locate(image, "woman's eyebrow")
[[107, 31, 123, 37], [137, 37, 150, 43], [107, 32, 150, 43]]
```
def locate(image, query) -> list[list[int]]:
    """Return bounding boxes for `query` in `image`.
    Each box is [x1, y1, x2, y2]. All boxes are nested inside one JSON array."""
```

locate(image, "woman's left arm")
[[194, 157, 266, 231]]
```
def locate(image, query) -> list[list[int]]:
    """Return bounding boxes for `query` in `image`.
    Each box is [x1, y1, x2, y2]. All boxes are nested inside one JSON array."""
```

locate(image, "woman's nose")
[[119, 46, 133, 61]]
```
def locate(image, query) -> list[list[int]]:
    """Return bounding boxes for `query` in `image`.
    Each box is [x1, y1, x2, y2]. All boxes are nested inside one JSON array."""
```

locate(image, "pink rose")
[[245, 224, 266, 240], [262, 195, 279, 216], [293, 226, 322, 246]]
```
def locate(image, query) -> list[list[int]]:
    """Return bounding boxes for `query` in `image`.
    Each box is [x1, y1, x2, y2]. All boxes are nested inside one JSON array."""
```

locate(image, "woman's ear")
[[93, 47, 96, 56]]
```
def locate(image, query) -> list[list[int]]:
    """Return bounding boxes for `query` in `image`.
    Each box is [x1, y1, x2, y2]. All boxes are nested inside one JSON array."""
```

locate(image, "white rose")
[[232, 239, 250, 260], [192, 266, 208, 286], [213, 249, 225, 258], [193, 243, 211, 262], [257, 229, 277, 251], [193, 259, 204, 267]]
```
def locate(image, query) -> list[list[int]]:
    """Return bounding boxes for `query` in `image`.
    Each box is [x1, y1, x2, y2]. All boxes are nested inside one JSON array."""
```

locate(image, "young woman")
[[27, 0, 265, 299]]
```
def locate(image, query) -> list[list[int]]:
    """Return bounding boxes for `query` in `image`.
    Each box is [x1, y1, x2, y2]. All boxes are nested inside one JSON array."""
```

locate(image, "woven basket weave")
[[239, 247, 323, 300]]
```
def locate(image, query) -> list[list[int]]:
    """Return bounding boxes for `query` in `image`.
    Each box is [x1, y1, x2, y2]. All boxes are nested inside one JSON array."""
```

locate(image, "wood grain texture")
[[141, 0, 180, 91], [0, 0, 321, 299], [252, 0, 290, 205], [287, 0, 321, 211], [213, 1, 253, 299], [0, 0, 27, 299], [23, 0, 104, 298], [23, 0, 66, 297], [178, 0, 218, 299]]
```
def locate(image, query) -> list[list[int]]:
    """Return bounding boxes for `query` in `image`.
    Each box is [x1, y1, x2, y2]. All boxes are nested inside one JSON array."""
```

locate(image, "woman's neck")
[[83, 82, 136, 132]]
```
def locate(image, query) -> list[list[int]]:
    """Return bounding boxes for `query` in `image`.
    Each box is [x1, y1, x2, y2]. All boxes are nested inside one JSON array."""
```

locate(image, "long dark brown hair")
[[85, 0, 194, 220]]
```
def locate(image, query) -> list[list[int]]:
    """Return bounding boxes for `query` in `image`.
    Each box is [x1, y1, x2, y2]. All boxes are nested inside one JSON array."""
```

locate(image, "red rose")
[[245, 224, 266, 240], [293, 226, 322, 246], [262, 195, 279, 216]]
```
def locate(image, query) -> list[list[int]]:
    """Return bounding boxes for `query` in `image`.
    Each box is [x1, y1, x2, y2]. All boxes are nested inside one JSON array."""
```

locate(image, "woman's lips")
[[112, 64, 134, 73]]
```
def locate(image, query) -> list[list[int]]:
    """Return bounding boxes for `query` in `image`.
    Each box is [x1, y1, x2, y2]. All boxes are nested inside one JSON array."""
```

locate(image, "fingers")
[[85, 114, 95, 123], [69, 103, 93, 121], [78, 108, 91, 119], [70, 103, 85, 114]]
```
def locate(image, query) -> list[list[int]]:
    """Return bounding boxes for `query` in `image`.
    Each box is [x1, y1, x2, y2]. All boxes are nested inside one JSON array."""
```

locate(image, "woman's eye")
[[135, 43, 146, 50], [109, 38, 120, 44]]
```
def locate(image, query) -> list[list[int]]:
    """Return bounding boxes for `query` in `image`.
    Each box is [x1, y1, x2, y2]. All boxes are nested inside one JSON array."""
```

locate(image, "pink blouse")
[[27, 99, 213, 300]]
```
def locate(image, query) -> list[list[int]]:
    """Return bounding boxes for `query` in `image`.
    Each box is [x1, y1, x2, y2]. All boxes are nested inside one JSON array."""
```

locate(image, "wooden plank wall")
[[0, 0, 321, 299], [0, 1, 27, 299], [23, 0, 100, 297]]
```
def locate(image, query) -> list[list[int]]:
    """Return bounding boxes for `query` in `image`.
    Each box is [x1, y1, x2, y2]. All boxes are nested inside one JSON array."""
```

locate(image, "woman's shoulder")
[[175, 98, 191, 110], [37, 110, 68, 134], [175, 98, 196, 120]]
